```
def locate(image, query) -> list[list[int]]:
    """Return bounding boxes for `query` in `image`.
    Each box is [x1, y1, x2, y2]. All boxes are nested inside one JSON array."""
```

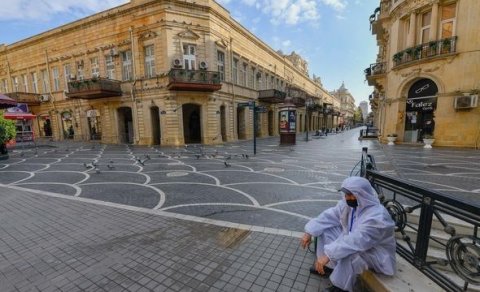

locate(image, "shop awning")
[[3, 113, 36, 120], [0, 94, 17, 109]]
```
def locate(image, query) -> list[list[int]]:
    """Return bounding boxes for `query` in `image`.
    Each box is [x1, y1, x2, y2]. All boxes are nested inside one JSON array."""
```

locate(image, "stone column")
[[407, 12, 417, 47], [430, 1, 439, 41]]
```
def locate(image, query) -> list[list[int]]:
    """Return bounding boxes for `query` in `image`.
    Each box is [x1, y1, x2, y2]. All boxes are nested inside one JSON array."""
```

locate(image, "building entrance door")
[[183, 104, 201, 144], [117, 107, 134, 144], [404, 79, 437, 142]]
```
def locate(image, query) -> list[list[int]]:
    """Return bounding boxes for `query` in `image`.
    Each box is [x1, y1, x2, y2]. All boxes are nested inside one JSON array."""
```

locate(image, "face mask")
[[346, 200, 358, 208]]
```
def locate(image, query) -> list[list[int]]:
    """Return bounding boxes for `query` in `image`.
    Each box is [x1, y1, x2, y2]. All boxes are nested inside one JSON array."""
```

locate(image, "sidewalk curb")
[[360, 256, 443, 292]]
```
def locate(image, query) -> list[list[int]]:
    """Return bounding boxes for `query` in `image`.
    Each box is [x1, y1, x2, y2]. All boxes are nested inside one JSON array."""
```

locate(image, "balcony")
[[393, 36, 457, 68], [167, 69, 222, 92], [4, 92, 41, 106], [364, 62, 386, 86], [66, 77, 122, 99], [258, 89, 286, 103]]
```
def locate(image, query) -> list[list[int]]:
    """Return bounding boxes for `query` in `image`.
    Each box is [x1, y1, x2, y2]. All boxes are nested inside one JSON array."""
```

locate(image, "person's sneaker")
[[309, 266, 334, 277], [323, 285, 347, 292]]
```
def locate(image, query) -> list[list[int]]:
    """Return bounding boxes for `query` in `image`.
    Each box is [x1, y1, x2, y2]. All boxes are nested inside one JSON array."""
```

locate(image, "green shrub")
[[0, 113, 16, 144]]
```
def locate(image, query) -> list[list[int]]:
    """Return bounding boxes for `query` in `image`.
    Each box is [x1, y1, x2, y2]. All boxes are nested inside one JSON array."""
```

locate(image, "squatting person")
[[300, 176, 396, 292]]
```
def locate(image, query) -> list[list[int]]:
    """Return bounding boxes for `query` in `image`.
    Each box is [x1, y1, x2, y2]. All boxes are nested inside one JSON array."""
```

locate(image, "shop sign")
[[406, 96, 437, 111], [408, 79, 438, 98]]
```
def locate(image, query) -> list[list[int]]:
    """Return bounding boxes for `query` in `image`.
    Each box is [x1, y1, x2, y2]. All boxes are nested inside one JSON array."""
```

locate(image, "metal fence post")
[[414, 196, 434, 266]]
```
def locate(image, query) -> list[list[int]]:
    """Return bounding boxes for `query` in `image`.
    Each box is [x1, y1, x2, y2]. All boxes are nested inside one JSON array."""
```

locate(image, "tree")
[[353, 107, 364, 125], [0, 112, 16, 154]]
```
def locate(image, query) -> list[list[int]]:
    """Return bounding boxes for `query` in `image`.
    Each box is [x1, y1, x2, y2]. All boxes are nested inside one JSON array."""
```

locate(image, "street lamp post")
[[305, 98, 314, 141]]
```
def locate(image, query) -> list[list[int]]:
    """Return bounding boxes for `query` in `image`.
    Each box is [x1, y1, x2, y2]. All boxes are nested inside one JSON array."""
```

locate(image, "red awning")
[[0, 94, 17, 109], [3, 113, 36, 120]]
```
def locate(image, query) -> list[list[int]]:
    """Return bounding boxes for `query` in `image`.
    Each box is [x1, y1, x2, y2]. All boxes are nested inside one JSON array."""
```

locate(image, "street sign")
[[255, 106, 268, 113], [238, 102, 250, 107]]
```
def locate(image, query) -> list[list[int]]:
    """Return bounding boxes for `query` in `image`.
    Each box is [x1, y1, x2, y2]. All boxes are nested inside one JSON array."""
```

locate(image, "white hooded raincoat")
[[305, 176, 396, 291]]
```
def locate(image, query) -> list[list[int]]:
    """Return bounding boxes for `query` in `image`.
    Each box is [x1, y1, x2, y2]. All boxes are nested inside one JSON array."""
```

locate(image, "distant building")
[[359, 101, 369, 120], [330, 82, 356, 128], [0, 0, 340, 146], [366, 0, 479, 147]]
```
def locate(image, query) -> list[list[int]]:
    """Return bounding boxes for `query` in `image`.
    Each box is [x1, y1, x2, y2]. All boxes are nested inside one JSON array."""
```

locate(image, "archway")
[[268, 110, 274, 136], [117, 107, 134, 144], [404, 78, 438, 142], [237, 107, 246, 140], [183, 104, 201, 144], [150, 106, 161, 145]]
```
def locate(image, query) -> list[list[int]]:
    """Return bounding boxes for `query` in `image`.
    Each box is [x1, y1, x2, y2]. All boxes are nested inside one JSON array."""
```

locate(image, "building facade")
[[0, 0, 339, 146], [366, 0, 480, 148], [331, 82, 356, 129], [359, 101, 369, 121]]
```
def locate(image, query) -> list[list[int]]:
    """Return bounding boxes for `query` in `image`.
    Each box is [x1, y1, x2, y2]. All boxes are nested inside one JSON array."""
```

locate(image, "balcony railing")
[[67, 77, 122, 99], [393, 36, 458, 67], [365, 62, 387, 77], [167, 69, 222, 92], [258, 89, 286, 103], [5, 92, 41, 106]]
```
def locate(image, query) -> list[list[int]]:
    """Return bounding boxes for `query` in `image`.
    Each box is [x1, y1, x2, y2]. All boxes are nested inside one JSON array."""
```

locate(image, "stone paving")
[[0, 128, 479, 291]]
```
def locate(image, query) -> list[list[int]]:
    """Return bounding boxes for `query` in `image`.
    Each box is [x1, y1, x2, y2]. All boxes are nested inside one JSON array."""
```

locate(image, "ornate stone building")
[[366, 0, 480, 147], [0, 0, 339, 146], [330, 82, 356, 128]]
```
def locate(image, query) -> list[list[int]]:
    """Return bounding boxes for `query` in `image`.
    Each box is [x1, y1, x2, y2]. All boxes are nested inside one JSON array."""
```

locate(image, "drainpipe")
[[230, 37, 236, 140], [130, 26, 140, 144]]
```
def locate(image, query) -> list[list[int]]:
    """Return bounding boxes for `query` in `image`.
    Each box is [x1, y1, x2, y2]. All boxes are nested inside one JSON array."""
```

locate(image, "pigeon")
[[224, 161, 231, 168], [137, 158, 145, 166], [144, 154, 151, 160], [245, 154, 249, 159], [110, 160, 114, 164], [195, 154, 201, 160], [107, 164, 115, 170], [226, 155, 231, 160], [92, 161, 97, 167], [95, 167, 101, 174]]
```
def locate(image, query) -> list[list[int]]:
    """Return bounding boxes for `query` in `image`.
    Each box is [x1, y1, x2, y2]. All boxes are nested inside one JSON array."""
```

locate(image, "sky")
[[0, 0, 378, 107]]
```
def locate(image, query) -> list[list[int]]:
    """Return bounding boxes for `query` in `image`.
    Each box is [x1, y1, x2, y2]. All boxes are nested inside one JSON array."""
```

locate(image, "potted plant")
[[429, 41, 437, 55], [442, 38, 452, 53], [423, 134, 435, 149], [0, 113, 16, 160], [393, 53, 402, 64], [387, 133, 397, 145]]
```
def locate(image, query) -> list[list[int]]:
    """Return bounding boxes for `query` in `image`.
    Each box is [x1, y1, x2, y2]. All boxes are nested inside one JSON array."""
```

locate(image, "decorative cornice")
[[177, 28, 200, 40]]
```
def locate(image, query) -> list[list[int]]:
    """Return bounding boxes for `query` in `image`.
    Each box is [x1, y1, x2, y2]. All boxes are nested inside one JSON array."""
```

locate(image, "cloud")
[[282, 40, 291, 47], [320, 0, 347, 11], [261, 0, 320, 26], [0, 0, 129, 21]]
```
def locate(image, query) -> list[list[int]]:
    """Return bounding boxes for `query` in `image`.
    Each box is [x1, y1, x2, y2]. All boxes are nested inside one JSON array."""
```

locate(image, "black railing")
[[359, 127, 379, 139], [365, 62, 386, 77], [366, 169, 480, 292], [393, 36, 458, 67], [168, 69, 221, 85]]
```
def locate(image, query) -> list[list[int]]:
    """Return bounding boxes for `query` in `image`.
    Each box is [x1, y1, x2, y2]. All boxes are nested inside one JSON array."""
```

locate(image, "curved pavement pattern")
[[1, 129, 479, 233]]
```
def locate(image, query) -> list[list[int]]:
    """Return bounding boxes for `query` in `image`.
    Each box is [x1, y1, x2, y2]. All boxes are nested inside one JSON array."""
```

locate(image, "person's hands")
[[315, 255, 330, 275], [300, 233, 311, 249]]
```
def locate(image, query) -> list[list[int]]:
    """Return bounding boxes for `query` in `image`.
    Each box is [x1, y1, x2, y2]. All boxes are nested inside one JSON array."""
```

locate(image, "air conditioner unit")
[[172, 58, 183, 68], [199, 61, 208, 70], [69, 74, 76, 80], [39, 94, 50, 102], [454, 95, 478, 109], [109, 48, 118, 56]]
